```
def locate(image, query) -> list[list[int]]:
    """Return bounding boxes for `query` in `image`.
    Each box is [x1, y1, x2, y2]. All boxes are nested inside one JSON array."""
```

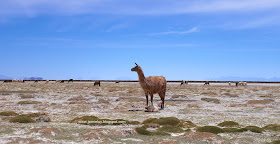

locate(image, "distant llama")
[[115, 81, 120, 84], [237, 82, 247, 86], [45, 80, 49, 84], [68, 79, 74, 83], [180, 80, 184, 86], [204, 81, 210, 85], [228, 82, 231, 86], [131, 63, 166, 109], [94, 81, 101, 86], [34, 80, 38, 83]]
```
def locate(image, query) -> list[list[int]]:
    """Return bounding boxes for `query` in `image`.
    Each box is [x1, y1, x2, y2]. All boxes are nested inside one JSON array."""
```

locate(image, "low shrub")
[[9, 115, 35, 123], [0, 111, 18, 116], [263, 124, 280, 131], [197, 126, 224, 134], [218, 121, 239, 127]]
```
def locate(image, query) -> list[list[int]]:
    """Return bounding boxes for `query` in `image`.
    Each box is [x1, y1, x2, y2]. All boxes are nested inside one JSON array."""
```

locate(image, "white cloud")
[[149, 27, 199, 35]]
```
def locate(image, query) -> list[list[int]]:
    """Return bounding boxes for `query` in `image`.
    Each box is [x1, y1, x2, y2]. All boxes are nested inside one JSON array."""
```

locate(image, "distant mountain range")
[[0, 74, 43, 80], [0, 74, 13, 80], [214, 76, 280, 81]]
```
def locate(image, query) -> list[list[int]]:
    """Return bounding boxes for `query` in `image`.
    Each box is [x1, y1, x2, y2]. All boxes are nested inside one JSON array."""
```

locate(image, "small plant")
[[263, 124, 280, 131], [271, 140, 280, 144], [183, 121, 197, 128], [197, 126, 224, 134], [22, 113, 46, 117], [142, 117, 181, 126], [223, 128, 245, 133], [9, 115, 35, 123], [17, 101, 42, 104], [0, 111, 18, 116], [70, 116, 99, 123], [218, 121, 239, 127]]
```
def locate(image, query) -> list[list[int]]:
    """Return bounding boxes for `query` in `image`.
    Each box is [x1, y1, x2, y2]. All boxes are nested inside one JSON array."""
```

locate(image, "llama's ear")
[[135, 63, 138, 66]]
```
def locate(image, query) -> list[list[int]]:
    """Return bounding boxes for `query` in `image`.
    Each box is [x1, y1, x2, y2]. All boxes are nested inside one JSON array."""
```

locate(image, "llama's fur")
[[94, 81, 101, 86], [204, 81, 210, 85], [131, 63, 166, 109]]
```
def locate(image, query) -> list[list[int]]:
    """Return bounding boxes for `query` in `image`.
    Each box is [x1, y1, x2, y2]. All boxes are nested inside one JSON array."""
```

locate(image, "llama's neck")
[[137, 67, 146, 83]]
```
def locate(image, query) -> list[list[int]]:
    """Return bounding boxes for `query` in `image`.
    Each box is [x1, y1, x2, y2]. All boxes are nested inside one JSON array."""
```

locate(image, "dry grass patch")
[[0, 111, 18, 116], [20, 94, 35, 99], [247, 99, 274, 105], [18, 101, 42, 104]]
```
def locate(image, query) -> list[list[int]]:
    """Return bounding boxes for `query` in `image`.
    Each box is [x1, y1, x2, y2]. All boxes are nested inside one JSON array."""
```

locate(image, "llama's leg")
[[160, 92, 165, 110], [150, 93, 154, 106], [145, 92, 149, 107]]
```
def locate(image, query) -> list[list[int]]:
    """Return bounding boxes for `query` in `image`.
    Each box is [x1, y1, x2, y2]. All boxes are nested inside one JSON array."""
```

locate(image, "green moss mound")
[[0, 111, 18, 116], [197, 126, 224, 134], [271, 140, 280, 144], [142, 118, 158, 124], [223, 128, 246, 133], [158, 125, 184, 133], [136, 126, 152, 135], [142, 117, 181, 126], [22, 113, 46, 117], [183, 121, 197, 128], [70, 116, 99, 123], [9, 115, 35, 123], [218, 121, 239, 127], [263, 124, 280, 131], [244, 126, 263, 133], [17, 101, 42, 104]]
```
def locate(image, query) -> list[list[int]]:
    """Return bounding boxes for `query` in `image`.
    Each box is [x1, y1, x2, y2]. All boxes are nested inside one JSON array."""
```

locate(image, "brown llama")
[[204, 81, 209, 85], [94, 81, 101, 86], [131, 63, 166, 110]]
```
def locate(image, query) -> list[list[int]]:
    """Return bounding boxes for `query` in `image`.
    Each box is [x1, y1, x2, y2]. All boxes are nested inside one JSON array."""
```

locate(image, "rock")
[[201, 98, 220, 104], [145, 105, 159, 112], [36, 116, 51, 122]]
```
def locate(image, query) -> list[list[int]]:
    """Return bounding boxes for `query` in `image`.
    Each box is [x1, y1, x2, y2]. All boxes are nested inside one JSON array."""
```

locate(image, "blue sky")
[[0, 0, 280, 80]]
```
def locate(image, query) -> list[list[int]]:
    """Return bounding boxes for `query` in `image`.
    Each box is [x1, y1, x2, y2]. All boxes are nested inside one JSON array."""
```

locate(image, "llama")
[[34, 80, 38, 83], [180, 80, 185, 86], [131, 63, 166, 110], [115, 81, 120, 84], [45, 80, 49, 84], [94, 81, 101, 86], [204, 81, 210, 85], [237, 82, 247, 86], [3, 80, 12, 83], [68, 79, 73, 83], [229, 82, 231, 86], [60, 80, 65, 83]]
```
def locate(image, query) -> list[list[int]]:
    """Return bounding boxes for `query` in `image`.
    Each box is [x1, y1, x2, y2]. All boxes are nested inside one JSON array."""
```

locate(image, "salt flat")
[[0, 82, 279, 143]]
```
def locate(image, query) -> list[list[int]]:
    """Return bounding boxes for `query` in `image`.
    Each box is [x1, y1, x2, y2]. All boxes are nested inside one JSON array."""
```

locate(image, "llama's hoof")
[[145, 106, 149, 109]]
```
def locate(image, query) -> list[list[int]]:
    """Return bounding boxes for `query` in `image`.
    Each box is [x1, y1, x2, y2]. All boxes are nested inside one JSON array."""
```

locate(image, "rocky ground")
[[0, 82, 280, 144]]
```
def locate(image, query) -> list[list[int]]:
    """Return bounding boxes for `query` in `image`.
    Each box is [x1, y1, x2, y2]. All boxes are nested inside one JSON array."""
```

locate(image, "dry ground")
[[0, 82, 280, 143]]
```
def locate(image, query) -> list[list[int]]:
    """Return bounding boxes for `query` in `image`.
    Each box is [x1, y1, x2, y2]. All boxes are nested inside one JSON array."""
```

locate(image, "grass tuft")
[[197, 126, 224, 134], [218, 121, 239, 127], [0, 111, 18, 116], [9, 115, 35, 123]]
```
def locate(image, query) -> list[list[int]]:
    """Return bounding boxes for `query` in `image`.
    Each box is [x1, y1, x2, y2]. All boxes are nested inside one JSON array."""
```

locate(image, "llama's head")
[[131, 63, 140, 72]]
